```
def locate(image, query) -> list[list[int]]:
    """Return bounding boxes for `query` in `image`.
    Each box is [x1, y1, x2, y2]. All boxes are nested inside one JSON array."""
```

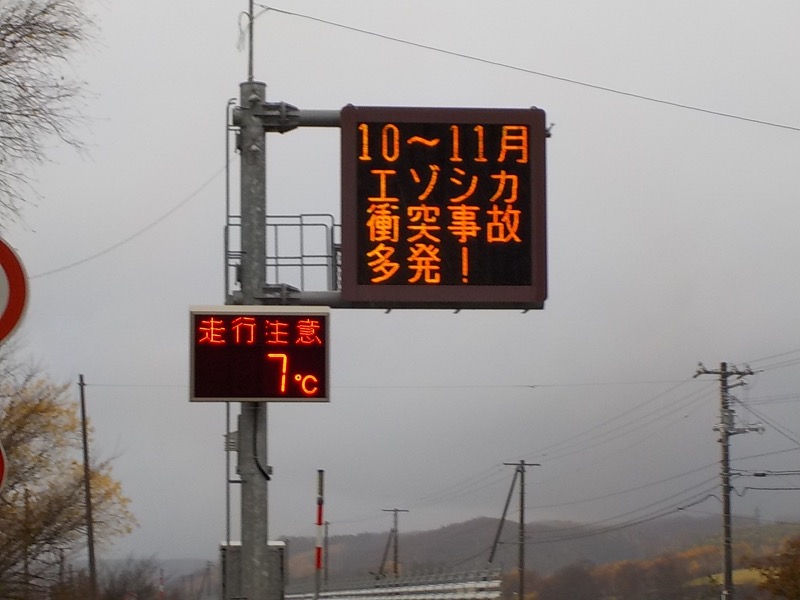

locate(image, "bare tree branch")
[[0, 0, 93, 222]]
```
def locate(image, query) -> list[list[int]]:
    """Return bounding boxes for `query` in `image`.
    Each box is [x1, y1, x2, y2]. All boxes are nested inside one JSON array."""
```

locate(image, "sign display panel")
[[190, 306, 329, 402], [341, 105, 547, 309]]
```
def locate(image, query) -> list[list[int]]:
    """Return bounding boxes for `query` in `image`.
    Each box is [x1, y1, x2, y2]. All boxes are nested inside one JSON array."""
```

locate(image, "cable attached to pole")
[[252, 403, 271, 480]]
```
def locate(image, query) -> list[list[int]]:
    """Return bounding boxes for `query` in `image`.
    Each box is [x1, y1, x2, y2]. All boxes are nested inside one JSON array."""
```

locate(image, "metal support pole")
[[23, 488, 29, 600], [239, 81, 267, 303], [324, 521, 330, 588], [238, 78, 270, 600], [518, 463, 525, 600], [314, 470, 324, 600]]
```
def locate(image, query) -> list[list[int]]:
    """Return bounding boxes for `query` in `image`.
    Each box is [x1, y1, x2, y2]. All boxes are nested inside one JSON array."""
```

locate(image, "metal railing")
[[225, 213, 341, 301]]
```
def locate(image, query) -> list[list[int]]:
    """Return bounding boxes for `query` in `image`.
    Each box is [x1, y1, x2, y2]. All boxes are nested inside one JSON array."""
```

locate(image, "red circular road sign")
[[0, 239, 27, 342]]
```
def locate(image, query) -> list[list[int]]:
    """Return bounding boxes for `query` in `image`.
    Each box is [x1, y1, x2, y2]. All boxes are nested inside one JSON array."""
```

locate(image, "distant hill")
[[282, 514, 800, 586]]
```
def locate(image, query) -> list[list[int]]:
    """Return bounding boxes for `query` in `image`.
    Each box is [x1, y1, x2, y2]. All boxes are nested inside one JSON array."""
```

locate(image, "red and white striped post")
[[314, 469, 325, 600]]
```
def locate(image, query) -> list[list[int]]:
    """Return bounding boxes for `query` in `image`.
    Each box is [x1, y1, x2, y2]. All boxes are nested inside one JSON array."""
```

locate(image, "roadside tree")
[[750, 536, 800, 600], [0, 349, 135, 599], [0, 0, 94, 221], [537, 561, 600, 600]]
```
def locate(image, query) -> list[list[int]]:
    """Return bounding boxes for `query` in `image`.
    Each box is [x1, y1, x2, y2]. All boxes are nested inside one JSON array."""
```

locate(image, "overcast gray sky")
[[6, 0, 800, 563]]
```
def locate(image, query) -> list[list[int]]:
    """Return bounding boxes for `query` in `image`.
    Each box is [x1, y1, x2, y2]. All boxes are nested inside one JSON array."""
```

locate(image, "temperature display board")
[[341, 105, 547, 309], [190, 306, 329, 402]]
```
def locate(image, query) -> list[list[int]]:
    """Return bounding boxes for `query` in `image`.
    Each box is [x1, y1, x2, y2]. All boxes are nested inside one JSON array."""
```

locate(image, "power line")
[[83, 379, 678, 391], [530, 488, 720, 544], [258, 5, 800, 133], [33, 1, 800, 283], [730, 399, 800, 448], [398, 466, 508, 511], [510, 378, 711, 466], [29, 161, 230, 279], [532, 476, 720, 542], [739, 393, 800, 407], [337, 379, 682, 390], [746, 348, 800, 367], [530, 461, 718, 510]]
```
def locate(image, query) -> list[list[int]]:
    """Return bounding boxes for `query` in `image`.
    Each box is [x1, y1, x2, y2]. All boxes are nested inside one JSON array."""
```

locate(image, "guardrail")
[[286, 570, 503, 600]]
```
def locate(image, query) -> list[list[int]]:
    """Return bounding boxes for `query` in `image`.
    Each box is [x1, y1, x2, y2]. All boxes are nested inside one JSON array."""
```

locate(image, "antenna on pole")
[[247, 0, 254, 81]]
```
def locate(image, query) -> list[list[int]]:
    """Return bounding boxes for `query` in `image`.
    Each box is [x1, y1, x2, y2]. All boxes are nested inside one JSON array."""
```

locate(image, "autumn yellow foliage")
[[0, 350, 136, 598]]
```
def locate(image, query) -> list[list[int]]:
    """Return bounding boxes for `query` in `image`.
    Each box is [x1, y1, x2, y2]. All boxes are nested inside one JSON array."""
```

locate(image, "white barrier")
[[287, 572, 502, 600]]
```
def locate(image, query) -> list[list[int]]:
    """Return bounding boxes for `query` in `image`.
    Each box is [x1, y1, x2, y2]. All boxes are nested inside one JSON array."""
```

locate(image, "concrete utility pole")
[[502, 461, 539, 600], [695, 362, 761, 600], [382, 508, 409, 577]]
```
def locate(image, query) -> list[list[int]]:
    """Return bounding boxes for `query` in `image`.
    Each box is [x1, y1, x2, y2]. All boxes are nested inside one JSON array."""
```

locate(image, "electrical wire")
[[529, 461, 717, 510], [329, 380, 713, 525], [529, 483, 720, 544], [507, 379, 712, 468], [31, 3, 800, 282], [397, 466, 508, 511], [257, 5, 800, 133], [537, 476, 718, 536], [746, 348, 800, 368], [29, 161, 231, 279], [732, 468, 800, 476], [328, 465, 509, 527], [731, 397, 800, 448], [733, 446, 800, 462], [737, 486, 800, 494], [529, 400, 711, 489], [740, 393, 800, 407]]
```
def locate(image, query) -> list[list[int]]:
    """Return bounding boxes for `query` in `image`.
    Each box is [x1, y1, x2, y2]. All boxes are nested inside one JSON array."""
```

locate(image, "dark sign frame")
[[341, 105, 547, 309], [190, 306, 330, 402]]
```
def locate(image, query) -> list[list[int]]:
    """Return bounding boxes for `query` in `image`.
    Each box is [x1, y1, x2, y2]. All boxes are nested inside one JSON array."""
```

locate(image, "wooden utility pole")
[[78, 375, 97, 600]]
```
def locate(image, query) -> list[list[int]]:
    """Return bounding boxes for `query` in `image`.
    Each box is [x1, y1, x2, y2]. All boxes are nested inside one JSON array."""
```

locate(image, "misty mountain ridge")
[[281, 514, 800, 584]]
